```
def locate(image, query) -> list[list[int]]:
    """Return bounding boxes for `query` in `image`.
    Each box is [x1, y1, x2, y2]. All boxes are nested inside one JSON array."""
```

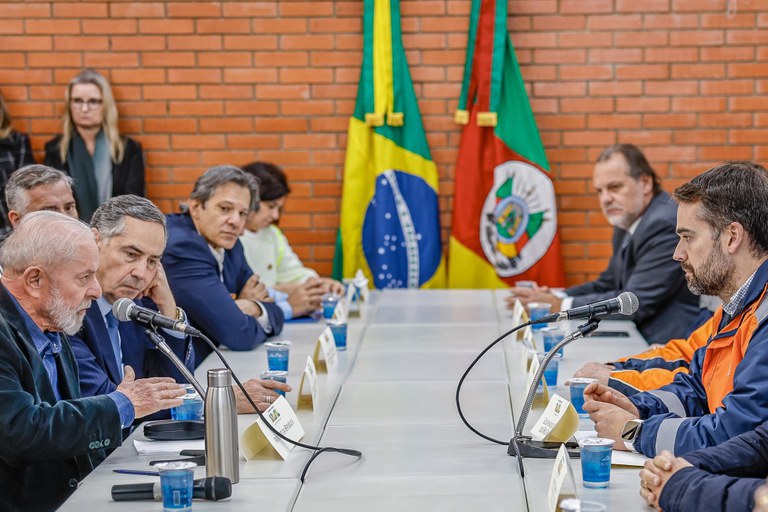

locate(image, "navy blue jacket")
[[659, 421, 768, 511], [566, 192, 699, 343], [162, 213, 284, 366], [70, 300, 194, 396], [0, 285, 123, 512]]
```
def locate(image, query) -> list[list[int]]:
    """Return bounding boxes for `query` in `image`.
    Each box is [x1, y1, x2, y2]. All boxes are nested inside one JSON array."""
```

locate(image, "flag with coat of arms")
[[448, 0, 565, 288], [334, 0, 446, 289]]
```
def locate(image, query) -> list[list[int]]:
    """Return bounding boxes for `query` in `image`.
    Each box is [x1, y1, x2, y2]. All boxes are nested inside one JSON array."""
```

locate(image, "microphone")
[[113, 298, 201, 337], [533, 291, 639, 324], [111, 476, 232, 502]]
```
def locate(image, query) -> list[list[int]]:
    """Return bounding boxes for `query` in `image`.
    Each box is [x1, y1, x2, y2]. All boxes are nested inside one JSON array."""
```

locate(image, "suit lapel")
[[0, 285, 60, 403], [83, 304, 122, 385]]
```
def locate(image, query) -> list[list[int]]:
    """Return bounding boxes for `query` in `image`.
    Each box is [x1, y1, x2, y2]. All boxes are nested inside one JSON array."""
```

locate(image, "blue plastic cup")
[[542, 327, 566, 357], [157, 461, 196, 511], [265, 341, 291, 372], [260, 370, 288, 396], [321, 294, 339, 319], [578, 438, 614, 488], [327, 320, 348, 351], [527, 302, 552, 331], [536, 352, 562, 390], [569, 377, 597, 418], [171, 384, 203, 421]]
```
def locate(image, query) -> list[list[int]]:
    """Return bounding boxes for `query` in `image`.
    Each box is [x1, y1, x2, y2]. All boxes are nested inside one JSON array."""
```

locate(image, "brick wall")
[[1, 0, 766, 284]]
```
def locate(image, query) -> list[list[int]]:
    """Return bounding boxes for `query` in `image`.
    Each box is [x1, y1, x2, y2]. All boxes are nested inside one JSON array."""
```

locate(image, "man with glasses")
[[44, 68, 145, 222]]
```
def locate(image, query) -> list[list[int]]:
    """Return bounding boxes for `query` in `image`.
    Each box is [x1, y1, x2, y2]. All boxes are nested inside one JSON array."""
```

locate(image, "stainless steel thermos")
[[205, 368, 239, 484]]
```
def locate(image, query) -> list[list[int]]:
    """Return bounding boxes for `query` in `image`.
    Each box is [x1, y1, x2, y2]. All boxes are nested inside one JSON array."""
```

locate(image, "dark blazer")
[[162, 213, 285, 367], [69, 300, 194, 397], [43, 135, 145, 220], [659, 421, 768, 511], [566, 191, 699, 343], [0, 285, 122, 512]]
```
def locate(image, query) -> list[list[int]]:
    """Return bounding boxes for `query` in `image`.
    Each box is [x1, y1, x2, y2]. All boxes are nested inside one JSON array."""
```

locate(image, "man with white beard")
[[0, 211, 185, 512]]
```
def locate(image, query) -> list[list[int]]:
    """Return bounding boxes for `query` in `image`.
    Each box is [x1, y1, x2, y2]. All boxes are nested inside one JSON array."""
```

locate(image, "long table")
[[60, 289, 652, 511]]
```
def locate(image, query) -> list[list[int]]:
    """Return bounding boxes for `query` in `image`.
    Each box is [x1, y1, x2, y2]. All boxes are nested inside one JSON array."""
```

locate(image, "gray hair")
[[0, 211, 93, 275], [6, 164, 75, 214], [183, 165, 259, 213], [91, 194, 166, 242]]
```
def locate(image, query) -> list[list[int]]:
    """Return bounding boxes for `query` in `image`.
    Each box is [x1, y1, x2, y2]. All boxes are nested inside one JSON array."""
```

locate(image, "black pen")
[[112, 469, 160, 476]]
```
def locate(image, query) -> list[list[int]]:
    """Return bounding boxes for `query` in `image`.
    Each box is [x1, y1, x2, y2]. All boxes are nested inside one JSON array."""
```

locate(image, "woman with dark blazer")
[[0, 91, 36, 232], [44, 69, 144, 222]]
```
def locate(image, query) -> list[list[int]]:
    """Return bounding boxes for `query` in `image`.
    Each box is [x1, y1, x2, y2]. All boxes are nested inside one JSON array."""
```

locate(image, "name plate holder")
[[311, 326, 338, 374], [530, 393, 580, 443], [296, 356, 319, 410], [241, 396, 305, 460], [547, 444, 579, 512]]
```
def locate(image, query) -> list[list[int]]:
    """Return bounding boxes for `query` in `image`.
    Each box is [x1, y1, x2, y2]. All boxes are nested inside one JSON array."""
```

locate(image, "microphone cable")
[[455, 321, 532, 446], [196, 332, 362, 482]]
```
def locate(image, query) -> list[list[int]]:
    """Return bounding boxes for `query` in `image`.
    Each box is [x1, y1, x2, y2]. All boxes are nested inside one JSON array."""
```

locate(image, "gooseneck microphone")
[[111, 476, 232, 502], [112, 298, 201, 337], [532, 291, 639, 324]]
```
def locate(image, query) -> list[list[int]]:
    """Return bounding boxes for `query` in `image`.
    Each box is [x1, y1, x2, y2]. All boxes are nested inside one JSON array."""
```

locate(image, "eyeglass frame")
[[70, 98, 103, 110]]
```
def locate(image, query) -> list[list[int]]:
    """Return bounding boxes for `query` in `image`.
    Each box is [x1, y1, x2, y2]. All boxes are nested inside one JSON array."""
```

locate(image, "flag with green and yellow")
[[334, 0, 446, 289]]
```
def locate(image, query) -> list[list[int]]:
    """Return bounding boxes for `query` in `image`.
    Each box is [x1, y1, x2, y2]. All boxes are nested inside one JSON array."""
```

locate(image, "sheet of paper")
[[572, 430, 649, 466], [133, 439, 205, 456]]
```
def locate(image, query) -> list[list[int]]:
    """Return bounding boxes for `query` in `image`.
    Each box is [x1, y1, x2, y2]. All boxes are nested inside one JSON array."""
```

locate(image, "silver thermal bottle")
[[205, 368, 239, 484]]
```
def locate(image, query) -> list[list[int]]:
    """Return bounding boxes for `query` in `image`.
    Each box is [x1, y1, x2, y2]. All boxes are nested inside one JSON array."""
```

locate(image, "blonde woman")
[[0, 90, 36, 233], [44, 69, 144, 221]]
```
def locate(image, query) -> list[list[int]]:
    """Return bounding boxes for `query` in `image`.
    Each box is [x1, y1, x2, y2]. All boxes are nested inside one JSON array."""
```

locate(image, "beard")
[[682, 245, 735, 297], [45, 286, 91, 336]]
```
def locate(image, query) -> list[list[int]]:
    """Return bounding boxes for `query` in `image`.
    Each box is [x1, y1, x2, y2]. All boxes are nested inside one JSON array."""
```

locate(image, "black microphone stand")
[[145, 328, 206, 397], [507, 317, 601, 478]]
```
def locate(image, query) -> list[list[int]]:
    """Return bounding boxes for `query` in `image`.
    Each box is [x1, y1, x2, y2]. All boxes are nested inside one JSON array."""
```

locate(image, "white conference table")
[[60, 289, 653, 511]]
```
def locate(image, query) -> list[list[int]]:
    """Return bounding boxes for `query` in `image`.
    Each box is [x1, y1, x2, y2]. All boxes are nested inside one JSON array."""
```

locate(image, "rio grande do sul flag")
[[335, 0, 446, 289], [448, 0, 565, 288]]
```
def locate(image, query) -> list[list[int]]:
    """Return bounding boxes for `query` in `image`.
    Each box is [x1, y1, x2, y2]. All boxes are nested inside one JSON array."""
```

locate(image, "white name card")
[[312, 326, 338, 373], [240, 396, 305, 460], [547, 444, 571, 512], [511, 299, 525, 333], [333, 294, 349, 322], [530, 393, 579, 443], [296, 356, 319, 410], [522, 324, 536, 350]]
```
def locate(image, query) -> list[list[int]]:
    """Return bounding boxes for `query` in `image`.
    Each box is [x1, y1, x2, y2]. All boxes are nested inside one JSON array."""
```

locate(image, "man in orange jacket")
[[584, 161, 768, 457]]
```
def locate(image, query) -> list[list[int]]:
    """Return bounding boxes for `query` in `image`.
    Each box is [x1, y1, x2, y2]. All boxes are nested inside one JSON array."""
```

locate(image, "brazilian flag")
[[333, 0, 446, 289]]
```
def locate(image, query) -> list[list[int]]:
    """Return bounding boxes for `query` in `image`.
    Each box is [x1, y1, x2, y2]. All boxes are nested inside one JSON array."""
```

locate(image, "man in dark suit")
[[69, 195, 194, 399], [507, 143, 698, 343], [5, 164, 79, 227], [71, 195, 289, 415], [162, 165, 285, 367], [0, 211, 184, 512]]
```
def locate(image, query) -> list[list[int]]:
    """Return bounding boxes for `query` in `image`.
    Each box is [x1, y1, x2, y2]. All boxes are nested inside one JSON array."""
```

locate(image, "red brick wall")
[[1, 0, 766, 284]]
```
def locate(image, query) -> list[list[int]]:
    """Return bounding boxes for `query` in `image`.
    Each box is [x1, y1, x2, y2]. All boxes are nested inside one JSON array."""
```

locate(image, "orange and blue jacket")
[[608, 318, 712, 396], [628, 261, 768, 457]]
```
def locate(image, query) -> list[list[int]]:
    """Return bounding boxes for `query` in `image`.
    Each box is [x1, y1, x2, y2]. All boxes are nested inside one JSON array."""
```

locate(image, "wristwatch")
[[620, 418, 643, 452]]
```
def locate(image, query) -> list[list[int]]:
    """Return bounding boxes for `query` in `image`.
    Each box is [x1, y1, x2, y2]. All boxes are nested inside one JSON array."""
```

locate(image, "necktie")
[[105, 311, 123, 379]]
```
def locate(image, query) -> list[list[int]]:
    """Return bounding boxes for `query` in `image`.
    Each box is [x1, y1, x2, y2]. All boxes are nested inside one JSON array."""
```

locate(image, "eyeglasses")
[[70, 98, 103, 110]]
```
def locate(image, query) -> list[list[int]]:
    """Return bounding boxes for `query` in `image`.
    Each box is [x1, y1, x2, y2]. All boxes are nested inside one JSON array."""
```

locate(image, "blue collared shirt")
[[269, 287, 294, 321], [722, 269, 756, 317]]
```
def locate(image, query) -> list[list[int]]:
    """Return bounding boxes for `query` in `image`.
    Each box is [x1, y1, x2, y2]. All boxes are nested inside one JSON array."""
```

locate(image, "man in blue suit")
[[69, 195, 195, 399], [163, 165, 285, 367], [71, 195, 288, 415], [0, 211, 184, 511]]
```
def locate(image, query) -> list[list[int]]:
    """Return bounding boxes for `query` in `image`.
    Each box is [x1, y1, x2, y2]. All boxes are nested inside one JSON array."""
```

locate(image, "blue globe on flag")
[[362, 169, 441, 289]]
